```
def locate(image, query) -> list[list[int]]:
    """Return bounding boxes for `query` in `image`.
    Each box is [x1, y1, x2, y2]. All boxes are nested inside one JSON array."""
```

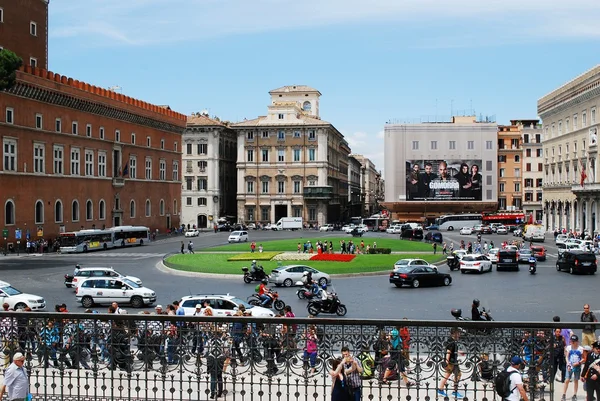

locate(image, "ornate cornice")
[[538, 85, 600, 118], [5, 82, 185, 134]]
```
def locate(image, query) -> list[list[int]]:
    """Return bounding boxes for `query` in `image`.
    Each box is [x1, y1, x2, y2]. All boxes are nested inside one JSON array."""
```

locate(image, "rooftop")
[[187, 114, 227, 127], [232, 114, 330, 127], [269, 85, 321, 95]]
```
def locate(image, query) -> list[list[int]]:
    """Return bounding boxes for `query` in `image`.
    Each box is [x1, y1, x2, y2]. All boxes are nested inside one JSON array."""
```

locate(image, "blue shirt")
[[4, 363, 29, 399]]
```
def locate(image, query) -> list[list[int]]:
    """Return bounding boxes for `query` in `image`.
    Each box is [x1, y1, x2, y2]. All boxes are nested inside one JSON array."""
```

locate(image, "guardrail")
[[0, 312, 573, 401]]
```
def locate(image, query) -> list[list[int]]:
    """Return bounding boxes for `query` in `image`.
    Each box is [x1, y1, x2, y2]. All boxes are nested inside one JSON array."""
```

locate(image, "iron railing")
[[0, 312, 577, 401]]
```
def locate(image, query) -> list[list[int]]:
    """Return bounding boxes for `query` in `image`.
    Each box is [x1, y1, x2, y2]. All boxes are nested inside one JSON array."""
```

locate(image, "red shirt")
[[258, 283, 267, 295]]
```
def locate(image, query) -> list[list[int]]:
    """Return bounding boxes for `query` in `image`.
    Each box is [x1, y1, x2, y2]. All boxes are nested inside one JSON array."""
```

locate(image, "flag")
[[122, 161, 129, 177], [581, 164, 587, 187], [117, 166, 122, 177]]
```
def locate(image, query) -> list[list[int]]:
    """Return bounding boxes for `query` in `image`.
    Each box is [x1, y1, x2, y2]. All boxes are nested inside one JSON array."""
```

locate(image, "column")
[[586, 198, 593, 234], [287, 202, 292, 218], [270, 200, 276, 224]]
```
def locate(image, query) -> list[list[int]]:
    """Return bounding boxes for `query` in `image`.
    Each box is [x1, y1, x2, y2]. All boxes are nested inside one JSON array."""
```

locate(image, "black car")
[[217, 223, 233, 232], [481, 225, 492, 235], [497, 249, 519, 271], [556, 250, 597, 274], [424, 231, 443, 244], [400, 229, 424, 241], [389, 265, 452, 288]]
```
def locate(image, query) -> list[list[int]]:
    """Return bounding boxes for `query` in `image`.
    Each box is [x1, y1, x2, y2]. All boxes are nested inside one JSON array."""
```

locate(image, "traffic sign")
[[15, 229, 21, 240], [2, 228, 8, 238]]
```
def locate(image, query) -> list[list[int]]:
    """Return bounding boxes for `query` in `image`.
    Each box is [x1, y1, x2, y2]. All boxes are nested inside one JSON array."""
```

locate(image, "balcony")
[[112, 177, 125, 187], [303, 186, 333, 199], [572, 182, 600, 193]]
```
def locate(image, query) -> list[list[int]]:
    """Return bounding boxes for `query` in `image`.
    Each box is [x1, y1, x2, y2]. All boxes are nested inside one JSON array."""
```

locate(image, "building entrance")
[[275, 205, 287, 222]]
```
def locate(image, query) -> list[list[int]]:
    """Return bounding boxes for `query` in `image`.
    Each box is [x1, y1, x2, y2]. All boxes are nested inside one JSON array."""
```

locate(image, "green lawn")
[[201, 237, 433, 253], [165, 253, 445, 275]]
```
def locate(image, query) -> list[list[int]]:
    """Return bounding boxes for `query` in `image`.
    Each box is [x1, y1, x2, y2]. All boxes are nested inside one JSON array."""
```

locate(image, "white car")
[[269, 264, 331, 287], [178, 294, 274, 317], [496, 226, 508, 235], [228, 230, 249, 242], [459, 227, 473, 235], [76, 277, 156, 308], [488, 248, 500, 263], [459, 254, 493, 273], [393, 258, 436, 269], [68, 267, 142, 289], [319, 224, 335, 232], [386, 225, 403, 234], [0, 280, 46, 311], [555, 234, 568, 245], [185, 229, 200, 237], [343, 225, 356, 233]]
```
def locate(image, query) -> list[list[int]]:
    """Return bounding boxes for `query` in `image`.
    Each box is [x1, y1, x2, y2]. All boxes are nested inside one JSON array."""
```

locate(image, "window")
[[536, 192, 543, 202], [99, 126, 105, 139], [54, 200, 63, 223], [498, 155, 506, 163], [5, 200, 15, 225], [3, 138, 16, 171], [499, 168, 505, 177], [247, 207, 255, 221], [526, 163, 531, 172], [0, 7, 3, 23], [514, 168, 521, 178], [566, 118, 570, 132], [185, 197, 192, 206], [70, 148, 80, 175], [308, 130, 316, 140], [131, 133, 136, 144], [573, 114, 578, 130], [308, 180, 316, 186], [515, 155, 520, 162], [86, 200, 93, 220], [278, 181, 285, 193], [128, 156, 136, 179], [486, 141, 493, 150], [197, 177, 207, 190], [278, 113, 284, 120], [277, 149, 285, 162], [98, 152, 106, 177], [583, 111, 587, 127], [499, 183, 505, 192], [261, 149, 269, 162], [147, 136, 151, 147], [159, 199, 165, 216], [293, 180, 301, 194], [55, 118, 61, 132], [174, 142, 178, 152], [536, 178, 543, 187], [247, 149, 254, 162], [308, 207, 317, 221], [197, 197, 207, 206], [35, 200, 44, 224], [72, 200, 79, 222], [449, 141, 456, 150], [30, 59, 38, 69], [99, 200, 105, 220], [514, 183, 521, 192], [172, 161, 179, 181], [33, 143, 45, 173], [247, 181, 254, 193], [160, 139, 164, 149], [538, 163, 543, 171], [294, 131, 301, 138], [85, 150, 94, 176], [5, 107, 13, 124], [592, 108, 597, 124], [536, 149, 543, 157], [278, 131, 285, 140], [86, 124, 92, 137], [159, 160, 166, 180], [486, 160, 492, 171], [247, 132, 254, 140], [262, 181, 269, 194], [558, 121, 562, 134], [525, 178, 533, 187], [145, 157, 152, 179], [430, 141, 437, 150], [293, 208, 302, 218], [72, 121, 78, 135], [412, 141, 418, 150], [30, 21, 37, 36], [115, 130, 121, 142], [293, 149, 301, 162], [35, 113, 43, 129], [130, 200, 136, 218], [308, 148, 316, 161], [526, 149, 531, 157], [145, 200, 151, 217], [523, 134, 530, 144], [53, 145, 63, 174], [467, 141, 474, 150], [261, 207, 269, 221]]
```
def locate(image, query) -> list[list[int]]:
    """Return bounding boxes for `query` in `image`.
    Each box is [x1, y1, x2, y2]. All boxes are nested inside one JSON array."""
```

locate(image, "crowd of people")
[[294, 239, 378, 255]]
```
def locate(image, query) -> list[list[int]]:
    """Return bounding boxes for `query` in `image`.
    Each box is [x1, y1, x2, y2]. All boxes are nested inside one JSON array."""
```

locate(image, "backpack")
[[357, 352, 375, 379], [494, 369, 519, 399], [255, 284, 261, 293]]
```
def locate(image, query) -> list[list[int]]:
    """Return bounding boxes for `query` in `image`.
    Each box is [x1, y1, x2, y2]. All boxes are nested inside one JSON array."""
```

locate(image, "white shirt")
[[506, 366, 523, 401]]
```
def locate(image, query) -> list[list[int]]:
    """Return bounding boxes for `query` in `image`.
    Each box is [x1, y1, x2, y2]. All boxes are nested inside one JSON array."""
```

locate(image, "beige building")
[[518, 120, 544, 223], [538, 65, 600, 233], [350, 154, 383, 216], [233, 86, 350, 226], [497, 123, 523, 210]]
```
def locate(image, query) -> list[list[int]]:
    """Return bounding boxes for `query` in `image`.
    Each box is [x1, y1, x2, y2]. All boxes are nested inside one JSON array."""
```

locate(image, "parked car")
[[228, 231, 249, 243], [319, 224, 335, 232], [556, 250, 597, 274], [459, 254, 493, 274], [386, 224, 403, 234], [513, 228, 523, 237], [217, 223, 233, 232], [425, 224, 439, 231], [0, 280, 46, 311], [497, 249, 519, 271], [530, 245, 546, 261], [269, 265, 330, 287], [424, 231, 443, 244], [185, 229, 200, 237], [459, 227, 473, 235], [76, 277, 156, 308], [178, 294, 274, 317], [472, 225, 483, 234], [343, 225, 356, 233], [481, 225, 492, 235], [400, 228, 424, 241], [247, 223, 257, 230], [65, 267, 142, 289], [389, 265, 452, 288]]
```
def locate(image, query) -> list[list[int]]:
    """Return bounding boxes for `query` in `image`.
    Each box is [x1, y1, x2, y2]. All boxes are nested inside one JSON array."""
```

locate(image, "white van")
[[76, 277, 156, 308], [523, 225, 545, 242], [228, 231, 249, 243]]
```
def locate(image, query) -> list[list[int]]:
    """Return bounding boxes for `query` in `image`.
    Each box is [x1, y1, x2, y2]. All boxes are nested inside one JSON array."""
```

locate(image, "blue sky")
[[47, 0, 600, 177]]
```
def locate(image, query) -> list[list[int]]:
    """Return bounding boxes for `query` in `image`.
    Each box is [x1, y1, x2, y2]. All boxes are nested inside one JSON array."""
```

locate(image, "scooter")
[[241, 265, 269, 283], [528, 257, 537, 275], [451, 307, 494, 321], [247, 291, 285, 311], [296, 282, 323, 300], [307, 293, 347, 316]]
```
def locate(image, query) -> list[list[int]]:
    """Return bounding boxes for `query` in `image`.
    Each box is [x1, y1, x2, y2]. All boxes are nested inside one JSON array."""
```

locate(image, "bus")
[[59, 225, 150, 253], [361, 216, 390, 232], [435, 214, 482, 231]]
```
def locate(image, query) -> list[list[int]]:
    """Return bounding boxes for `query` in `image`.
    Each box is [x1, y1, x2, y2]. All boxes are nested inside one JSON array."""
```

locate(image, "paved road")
[[0, 229, 597, 323]]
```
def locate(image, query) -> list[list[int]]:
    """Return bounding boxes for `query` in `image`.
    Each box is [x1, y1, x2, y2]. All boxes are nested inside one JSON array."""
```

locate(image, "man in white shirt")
[[0, 352, 28, 401], [507, 356, 529, 401]]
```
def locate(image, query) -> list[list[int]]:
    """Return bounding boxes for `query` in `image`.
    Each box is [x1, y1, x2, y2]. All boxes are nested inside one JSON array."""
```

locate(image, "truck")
[[523, 224, 545, 242], [273, 217, 303, 231]]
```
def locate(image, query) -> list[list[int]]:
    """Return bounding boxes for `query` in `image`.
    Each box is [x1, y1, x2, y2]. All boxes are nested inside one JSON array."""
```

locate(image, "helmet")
[[473, 299, 480, 307], [322, 284, 327, 290], [252, 260, 256, 264], [302, 272, 309, 276], [262, 279, 268, 284], [76, 264, 81, 268]]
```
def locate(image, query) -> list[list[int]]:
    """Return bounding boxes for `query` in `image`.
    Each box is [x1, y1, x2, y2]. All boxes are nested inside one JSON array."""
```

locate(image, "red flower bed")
[[310, 253, 356, 262]]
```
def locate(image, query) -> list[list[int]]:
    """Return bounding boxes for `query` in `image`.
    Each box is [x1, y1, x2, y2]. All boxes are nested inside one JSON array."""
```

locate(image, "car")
[[386, 225, 403, 234], [228, 230, 249, 243], [0, 280, 46, 311], [341, 225, 352, 232], [459, 254, 493, 273], [66, 267, 142, 289], [319, 224, 335, 232], [184, 229, 200, 237], [459, 227, 473, 235], [489, 223, 503, 232], [497, 249, 519, 271], [425, 224, 439, 231], [217, 223, 233, 232], [530, 245, 546, 261], [394, 258, 436, 269], [488, 248, 500, 263], [247, 223, 257, 230], [424, 231, 443, 244], [517, 249, 533, 263], [269, 264, 331, 287], [472, 225, 483, 234], [389, 265, 452, 288], [76, 277, 156, 308], [495, 226, 508, 235], [400, 228, 423, 241], [178, 294, 275, 317], [513, 228, 523, 237], [555, 234, 569, 245], [481, 225, 493, 235], [556, 250, 597, 274]]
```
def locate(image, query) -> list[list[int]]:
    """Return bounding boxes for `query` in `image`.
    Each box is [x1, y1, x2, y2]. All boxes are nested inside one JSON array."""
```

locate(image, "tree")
[[0, 49, 23, 91]]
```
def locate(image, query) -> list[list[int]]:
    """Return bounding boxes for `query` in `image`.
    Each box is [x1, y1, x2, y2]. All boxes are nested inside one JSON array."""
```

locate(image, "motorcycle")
[[64, 273, 74, 288], [296, 286, 322, 300], [451, 307, 493, 322], [307, 293, 347, 316], [528, 257, 537, 275], [247, 291, 285, 311], [242, 265, 269, 284], [446, 252, 462, 270]]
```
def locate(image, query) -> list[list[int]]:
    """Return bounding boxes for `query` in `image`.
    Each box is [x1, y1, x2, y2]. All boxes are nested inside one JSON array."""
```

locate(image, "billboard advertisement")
[[406, 159, 483, 201]]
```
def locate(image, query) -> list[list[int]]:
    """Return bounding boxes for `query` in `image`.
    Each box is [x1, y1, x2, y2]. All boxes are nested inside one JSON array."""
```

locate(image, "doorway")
[[274, 205, 287, 223], [113, 216, 121, 227], [198, 214, 208, 229], [166, 215, 171, 231]]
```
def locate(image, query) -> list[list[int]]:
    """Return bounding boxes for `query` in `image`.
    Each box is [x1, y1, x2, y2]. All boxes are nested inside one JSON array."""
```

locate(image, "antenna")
[[108, 85, 122, 93]]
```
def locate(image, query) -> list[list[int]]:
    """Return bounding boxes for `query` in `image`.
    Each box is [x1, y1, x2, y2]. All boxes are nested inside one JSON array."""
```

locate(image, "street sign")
[[2, 228, 8, 238], [15, 229, 21, 240]]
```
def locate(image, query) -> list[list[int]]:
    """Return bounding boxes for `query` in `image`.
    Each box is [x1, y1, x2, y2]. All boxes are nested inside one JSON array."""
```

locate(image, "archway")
[[197, 214, 208, 229]]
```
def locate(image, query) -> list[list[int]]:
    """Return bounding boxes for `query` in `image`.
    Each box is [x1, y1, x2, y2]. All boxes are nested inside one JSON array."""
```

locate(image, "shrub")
[[227, 252, 280, 261], [368, 248, 392, 254]]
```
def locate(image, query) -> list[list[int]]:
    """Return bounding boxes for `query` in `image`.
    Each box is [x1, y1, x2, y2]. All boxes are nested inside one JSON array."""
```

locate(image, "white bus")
[[435, 214, 482, 231], [59, 226, 150, 253]]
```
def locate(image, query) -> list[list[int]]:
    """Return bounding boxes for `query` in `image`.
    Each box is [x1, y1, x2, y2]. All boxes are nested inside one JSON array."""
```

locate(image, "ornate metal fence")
[[0, 312, 570, 401]]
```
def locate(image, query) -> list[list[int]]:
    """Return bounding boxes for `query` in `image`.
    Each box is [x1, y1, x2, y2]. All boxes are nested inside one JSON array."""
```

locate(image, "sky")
[[47, 0, 600, 178]]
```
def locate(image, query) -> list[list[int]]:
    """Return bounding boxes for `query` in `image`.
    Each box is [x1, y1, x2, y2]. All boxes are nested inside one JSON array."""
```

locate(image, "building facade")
[[497, 123, 523, 210], [0, 1, 186, 243], [181, 113, 237, 229], [350, 154, 382, 216], [383, 116, 498, 221], [233, 86, 350, 226], [519, 120, 544, 222], [538, 65, 600, 233], [347, 155, 363, 218]]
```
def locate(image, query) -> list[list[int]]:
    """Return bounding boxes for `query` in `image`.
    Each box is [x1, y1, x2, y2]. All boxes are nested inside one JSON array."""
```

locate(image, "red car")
[[530, 245, 546, 261]]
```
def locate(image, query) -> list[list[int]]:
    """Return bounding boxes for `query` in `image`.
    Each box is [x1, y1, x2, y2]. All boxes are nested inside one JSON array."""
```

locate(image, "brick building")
[[0, 0, 186, 243]]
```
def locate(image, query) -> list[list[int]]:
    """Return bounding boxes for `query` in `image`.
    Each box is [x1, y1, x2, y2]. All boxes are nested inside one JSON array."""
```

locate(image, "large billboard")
[[406, 159, 483, 201]]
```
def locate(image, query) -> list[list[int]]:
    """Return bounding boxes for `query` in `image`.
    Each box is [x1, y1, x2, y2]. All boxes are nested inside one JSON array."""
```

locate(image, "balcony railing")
[[0, 312, 567, 401], [303, 186, 333, 199]]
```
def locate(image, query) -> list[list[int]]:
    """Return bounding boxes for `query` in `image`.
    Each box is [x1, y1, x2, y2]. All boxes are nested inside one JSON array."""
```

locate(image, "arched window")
[[145, 199, 151, 217], [99, 200, 106, 220], [159, 199, 165, 216], [55, 200, 63, 223], [72, 200, 79, 222], [35, 200, 44, 224], [130, 200, 136, 218], [86, 200, 93, 220], [302, 101, 312, 112], [173, 199, 177, 215], [4, 200, 15, 225]]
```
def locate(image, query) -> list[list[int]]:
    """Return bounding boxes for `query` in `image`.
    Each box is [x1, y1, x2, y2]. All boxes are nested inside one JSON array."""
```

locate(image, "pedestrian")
[[0, 352, 29, 401], [582, 341, 600, 401], [188, 241, 194, 254], [180, 241, 184, 254], [214, 223, 218, 233], [258, 244, 263, 253], [341, 345, 363, 401], [433, 242, 437, 254], [581, 304, 598, 347], [442, 242, 447, 255], [251, 242, 256, 253]]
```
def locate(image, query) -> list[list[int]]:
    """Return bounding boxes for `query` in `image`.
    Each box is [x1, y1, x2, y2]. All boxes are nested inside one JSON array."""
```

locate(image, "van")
[[496, 249, 519, 271], [556, 250, 597, 274], [76, 277, 156, 308], [228, 231, 249, 243]]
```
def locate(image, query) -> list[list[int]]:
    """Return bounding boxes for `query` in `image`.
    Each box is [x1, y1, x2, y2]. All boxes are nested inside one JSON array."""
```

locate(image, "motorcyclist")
[[258, 279, 271, 306], [250, 260, 258, 274], [471, 299, 486, 321], [74, 264, 81, 276], [320, 284, 332, 311], [528, 254, 537, 273], [302, 271, 313, 288]]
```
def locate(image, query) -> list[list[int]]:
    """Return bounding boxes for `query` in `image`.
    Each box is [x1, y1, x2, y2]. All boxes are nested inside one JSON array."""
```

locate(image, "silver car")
[[269, 265, 331, 287]]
